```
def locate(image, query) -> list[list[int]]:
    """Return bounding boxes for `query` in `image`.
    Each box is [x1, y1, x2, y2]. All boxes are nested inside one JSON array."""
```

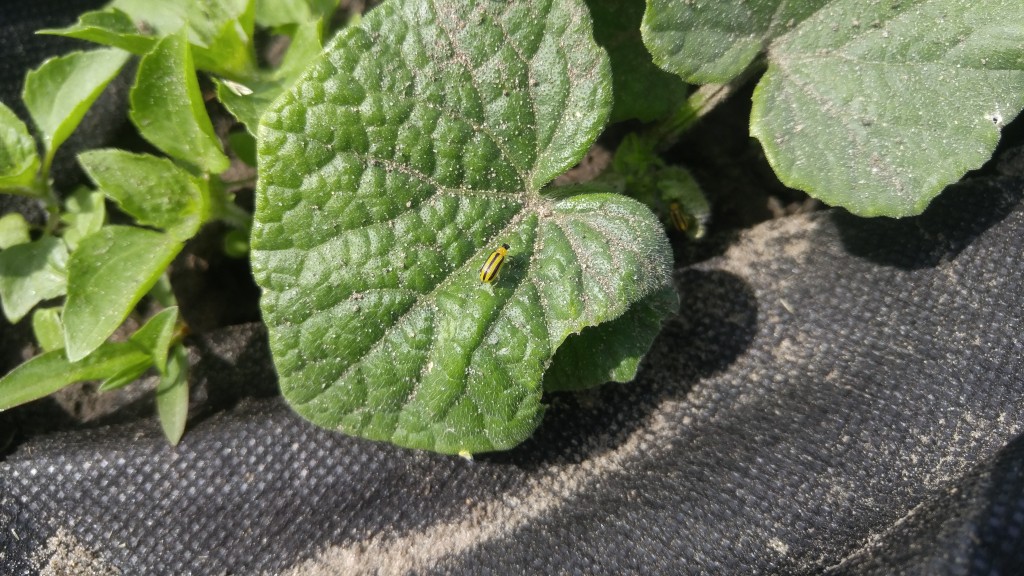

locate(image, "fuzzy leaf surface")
[[252, 0, 674, 453], [544, 285, 678, 391], [643, 0, 1024, 216]]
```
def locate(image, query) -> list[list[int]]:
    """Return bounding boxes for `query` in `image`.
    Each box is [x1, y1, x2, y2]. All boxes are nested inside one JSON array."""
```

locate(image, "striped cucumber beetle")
[[668, 202, 689, 233], [479, 243, 509, 283]]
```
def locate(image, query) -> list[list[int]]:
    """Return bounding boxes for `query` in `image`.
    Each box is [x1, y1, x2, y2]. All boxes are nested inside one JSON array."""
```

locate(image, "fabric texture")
[[2, 2, 1024, 575]]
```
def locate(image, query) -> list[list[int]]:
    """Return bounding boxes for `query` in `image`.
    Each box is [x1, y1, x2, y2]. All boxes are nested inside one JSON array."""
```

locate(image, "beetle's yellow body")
[[479, 243, 509, 283], [669, 202, 689, 233]]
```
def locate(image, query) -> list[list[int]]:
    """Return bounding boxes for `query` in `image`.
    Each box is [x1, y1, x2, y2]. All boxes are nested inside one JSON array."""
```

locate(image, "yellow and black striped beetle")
[[479, 243, 509, 283], [668, 202, 689, 233]]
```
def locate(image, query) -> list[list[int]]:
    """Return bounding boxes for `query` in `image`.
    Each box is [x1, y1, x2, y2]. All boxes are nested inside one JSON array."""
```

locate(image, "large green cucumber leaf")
[[252, 0, 675, 454], [643, 0, 1024, 217], [586, 0, 686, 123]]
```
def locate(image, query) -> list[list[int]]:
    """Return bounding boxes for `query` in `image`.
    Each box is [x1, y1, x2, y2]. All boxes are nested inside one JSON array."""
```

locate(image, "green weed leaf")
[[107, 0, 256, 78], [63, 226, 183, 361], [22, 49, 129, 170], [253, 0, 674, 454], [0, 213, 31, 249], [586, 0, 686, 123], [216, 20, 324, 134], [643, 0, 1024, 217], [32, 307, 65, 352], [130, 31, 230, 174], [38, 8, 154, 55], [96, 306, 179, 392], [0, 103, 40, 191], [129, 306, 179, 375], [79, 150, 207, 240], [0, 236, 68, 323], [0, 341, 150, 411], [60, 187, 106, 251], [156, 342, 189, 444], [256, 0, 338, 28]]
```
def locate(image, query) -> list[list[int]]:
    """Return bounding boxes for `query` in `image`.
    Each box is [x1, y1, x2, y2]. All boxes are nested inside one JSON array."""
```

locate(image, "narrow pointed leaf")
[[63, 226, 183, 362], [0, 342, 150, 411], [130, 31, 230, 174], [38, 8, 154, 55], [156, 343, 189, 445], [129, 306, 179, 375], [23, 49, 130, 167], [109, 0, 256, 78], [253, 0, 674, 454]]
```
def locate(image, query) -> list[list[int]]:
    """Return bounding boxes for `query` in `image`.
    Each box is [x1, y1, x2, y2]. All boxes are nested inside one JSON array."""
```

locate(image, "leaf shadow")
[[481, 269, 758, 470], [833, 174, 1023, 270]]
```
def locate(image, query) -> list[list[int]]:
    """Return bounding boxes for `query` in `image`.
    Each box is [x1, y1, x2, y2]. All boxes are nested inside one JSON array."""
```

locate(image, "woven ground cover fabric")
[[3, 2, 1024, 575]]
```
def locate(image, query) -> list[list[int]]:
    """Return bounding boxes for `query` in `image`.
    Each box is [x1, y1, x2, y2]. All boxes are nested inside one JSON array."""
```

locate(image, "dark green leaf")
[[78, 149, 207, 240], [130, 31, 230, 173], [643, 0, 1024, 216], [544, 285, 678, 391], [0, 342, 150, 411], [586, 0, 687, 123], [22, 49, 130, 168], [0, 236, 68, 323], [253, 0, 674, 454], [63, 226, 183, 361]]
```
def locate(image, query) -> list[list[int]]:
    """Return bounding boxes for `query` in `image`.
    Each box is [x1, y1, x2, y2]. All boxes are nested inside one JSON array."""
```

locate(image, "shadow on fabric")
[[482, 269, 758, 469], [833, 174, 1023, 270]]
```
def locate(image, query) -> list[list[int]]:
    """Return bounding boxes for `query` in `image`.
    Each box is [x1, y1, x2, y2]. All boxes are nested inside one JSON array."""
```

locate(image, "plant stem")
[[651, 57, 768, 152]]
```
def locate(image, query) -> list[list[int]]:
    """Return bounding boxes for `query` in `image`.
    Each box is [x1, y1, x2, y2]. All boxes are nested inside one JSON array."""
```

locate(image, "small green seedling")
[[0, 0, 337, 444]]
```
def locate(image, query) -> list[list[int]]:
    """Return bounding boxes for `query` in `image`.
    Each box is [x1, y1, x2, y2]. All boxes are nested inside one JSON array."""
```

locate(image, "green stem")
[[650, 56, 769, 152], [207, 177, 253, 232]]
